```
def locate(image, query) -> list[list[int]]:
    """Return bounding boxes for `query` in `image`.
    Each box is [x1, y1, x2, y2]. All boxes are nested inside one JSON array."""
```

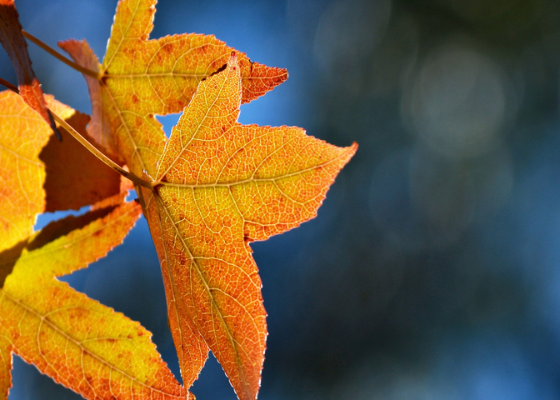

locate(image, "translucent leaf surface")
[[142, 54, 357, 400], [0, 197, 188, 400]]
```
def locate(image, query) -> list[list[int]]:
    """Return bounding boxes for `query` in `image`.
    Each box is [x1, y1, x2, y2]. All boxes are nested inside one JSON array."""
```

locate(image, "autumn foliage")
[[0, 0, 356, 399]]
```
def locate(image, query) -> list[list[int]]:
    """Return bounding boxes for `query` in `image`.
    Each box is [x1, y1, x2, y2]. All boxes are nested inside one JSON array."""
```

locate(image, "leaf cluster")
[[0, 1, 356, 399]]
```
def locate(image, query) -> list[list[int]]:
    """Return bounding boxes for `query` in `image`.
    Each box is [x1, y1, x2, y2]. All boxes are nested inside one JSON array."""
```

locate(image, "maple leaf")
[[0, 194, 189, 400], [58, 0, 288, 177], [138, 54, 357, 400], [0, 0, 59, 137]]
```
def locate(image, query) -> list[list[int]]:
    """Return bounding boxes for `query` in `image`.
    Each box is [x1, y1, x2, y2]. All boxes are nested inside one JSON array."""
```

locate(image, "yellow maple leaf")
[[0, 194, 188, 400]]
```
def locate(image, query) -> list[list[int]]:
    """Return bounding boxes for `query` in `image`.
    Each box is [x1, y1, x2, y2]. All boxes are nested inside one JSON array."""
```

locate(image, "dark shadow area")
[[0, 205, 117, 288], [40, 111, 121, 213]]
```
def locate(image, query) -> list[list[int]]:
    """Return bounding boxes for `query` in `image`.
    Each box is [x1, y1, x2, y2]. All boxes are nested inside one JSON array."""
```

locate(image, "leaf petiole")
[[49, 111, 155, 189], [22, 31, 100, 80], [0, 76, 19, 93]]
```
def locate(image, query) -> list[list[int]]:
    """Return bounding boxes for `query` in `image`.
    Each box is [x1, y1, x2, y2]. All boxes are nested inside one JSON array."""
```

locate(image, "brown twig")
[[22, 30, 100, 80], [0, 77, 19, 93]]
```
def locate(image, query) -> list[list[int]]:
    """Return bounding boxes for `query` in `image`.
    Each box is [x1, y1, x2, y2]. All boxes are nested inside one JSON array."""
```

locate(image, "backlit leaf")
[[2, 0, 359, 397], [141, 54, 357, 400], [41, 102, 122, 212], [0, 196, 188, 400]]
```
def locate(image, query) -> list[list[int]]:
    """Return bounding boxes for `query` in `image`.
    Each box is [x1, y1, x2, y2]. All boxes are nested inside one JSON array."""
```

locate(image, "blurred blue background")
[[3, 0, 560, 399]]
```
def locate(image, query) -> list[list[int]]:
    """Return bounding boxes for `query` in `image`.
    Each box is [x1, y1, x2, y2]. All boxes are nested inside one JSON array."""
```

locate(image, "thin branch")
[[0, 77, 19, 93], [49, 111, 154, 189], [22, 30, 101, 80]]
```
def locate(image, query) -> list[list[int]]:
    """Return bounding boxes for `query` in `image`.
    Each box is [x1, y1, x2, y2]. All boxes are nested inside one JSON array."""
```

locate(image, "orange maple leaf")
[[139, 54, 357, 400], [59, 0, 288, 176]]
